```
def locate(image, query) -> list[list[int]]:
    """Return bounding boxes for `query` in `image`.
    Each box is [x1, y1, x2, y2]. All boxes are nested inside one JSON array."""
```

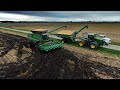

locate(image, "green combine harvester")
[[0, 25, 67, 51]]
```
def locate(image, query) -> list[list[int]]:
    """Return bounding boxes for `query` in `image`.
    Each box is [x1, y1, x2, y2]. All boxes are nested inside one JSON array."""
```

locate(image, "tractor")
[[79, 32, 105, 49]]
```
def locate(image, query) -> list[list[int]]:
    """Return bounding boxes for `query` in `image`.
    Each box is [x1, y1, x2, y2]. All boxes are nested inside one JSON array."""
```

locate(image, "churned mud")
[[0, 32, 120, 79]]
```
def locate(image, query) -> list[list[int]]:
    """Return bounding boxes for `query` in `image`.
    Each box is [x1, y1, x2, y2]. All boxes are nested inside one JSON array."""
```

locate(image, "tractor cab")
[[88, 33, 95, 41], [82, 33, 95, 40]]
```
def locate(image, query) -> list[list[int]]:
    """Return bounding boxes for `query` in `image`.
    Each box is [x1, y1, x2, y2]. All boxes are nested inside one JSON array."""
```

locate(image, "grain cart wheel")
[[79, 40, 86, 47], [90, 41, 98, 49], [72, 37, 76, 42]]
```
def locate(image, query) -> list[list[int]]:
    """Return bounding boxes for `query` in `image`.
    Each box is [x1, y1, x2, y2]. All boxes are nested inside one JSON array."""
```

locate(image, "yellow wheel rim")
[[91, 44, 96, 49], [79, 42, 83, 46]]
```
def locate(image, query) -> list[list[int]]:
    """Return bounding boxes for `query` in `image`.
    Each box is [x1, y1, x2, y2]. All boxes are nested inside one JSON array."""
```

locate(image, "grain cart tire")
[[79, 40, 86, 47], [90, 41, 98, 49], [72, 38, 76, 42]]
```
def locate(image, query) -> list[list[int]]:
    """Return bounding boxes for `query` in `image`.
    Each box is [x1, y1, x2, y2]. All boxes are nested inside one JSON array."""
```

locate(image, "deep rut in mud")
[[0, 32, 120, 79]]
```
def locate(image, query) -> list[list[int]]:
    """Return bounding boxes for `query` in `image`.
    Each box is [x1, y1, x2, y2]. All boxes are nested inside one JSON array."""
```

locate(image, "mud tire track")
[[0, 32, 120, 79]]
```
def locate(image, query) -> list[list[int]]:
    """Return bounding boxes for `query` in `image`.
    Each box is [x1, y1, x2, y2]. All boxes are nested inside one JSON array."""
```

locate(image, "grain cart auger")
[[0, 26, 67, 52], [53, 25, 88, 43]]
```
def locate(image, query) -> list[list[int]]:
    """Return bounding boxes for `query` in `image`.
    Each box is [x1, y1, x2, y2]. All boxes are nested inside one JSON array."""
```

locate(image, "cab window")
[[42, 35, 49, 40]]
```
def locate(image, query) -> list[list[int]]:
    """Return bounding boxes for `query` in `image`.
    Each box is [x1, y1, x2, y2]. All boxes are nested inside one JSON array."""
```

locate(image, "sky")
[[0, 11, 120, 22]]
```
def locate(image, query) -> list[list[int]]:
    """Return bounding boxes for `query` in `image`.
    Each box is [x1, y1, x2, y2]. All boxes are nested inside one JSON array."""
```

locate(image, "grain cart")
[[52, 25, 88, 43], [79, 33, 105, 49], [94, 34, 111, 45], [0, 25, 67, 51]]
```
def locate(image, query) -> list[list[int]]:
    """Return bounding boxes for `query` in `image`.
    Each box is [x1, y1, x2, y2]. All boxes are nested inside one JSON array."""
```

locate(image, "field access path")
[[102, 45, 120, 51]]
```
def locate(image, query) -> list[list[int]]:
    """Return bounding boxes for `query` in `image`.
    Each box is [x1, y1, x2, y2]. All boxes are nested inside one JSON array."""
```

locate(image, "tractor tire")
[[90, 41, 98, 49], [79, 40, 86, 47]]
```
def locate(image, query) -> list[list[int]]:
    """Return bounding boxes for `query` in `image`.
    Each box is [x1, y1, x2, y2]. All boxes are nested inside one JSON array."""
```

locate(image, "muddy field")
[[0, 22, 120, 43], [0, 31, 120, 79]]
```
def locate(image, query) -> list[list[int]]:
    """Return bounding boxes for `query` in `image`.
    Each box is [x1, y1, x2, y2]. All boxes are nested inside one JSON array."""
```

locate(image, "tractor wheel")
[[90, 41, 98, 49], [79, 40, 86, 47]]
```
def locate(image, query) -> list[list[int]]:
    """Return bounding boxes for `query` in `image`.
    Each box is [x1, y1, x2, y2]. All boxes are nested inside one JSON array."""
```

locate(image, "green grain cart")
[[53, 25, 88, 43]]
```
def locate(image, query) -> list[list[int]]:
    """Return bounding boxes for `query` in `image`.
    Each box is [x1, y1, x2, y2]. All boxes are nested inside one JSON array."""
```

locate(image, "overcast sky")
[[0, 11, 120, 21]]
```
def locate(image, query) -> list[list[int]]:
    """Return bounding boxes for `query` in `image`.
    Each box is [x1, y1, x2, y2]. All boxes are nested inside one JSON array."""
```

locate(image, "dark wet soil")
[[0, 32, 120, 79]]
